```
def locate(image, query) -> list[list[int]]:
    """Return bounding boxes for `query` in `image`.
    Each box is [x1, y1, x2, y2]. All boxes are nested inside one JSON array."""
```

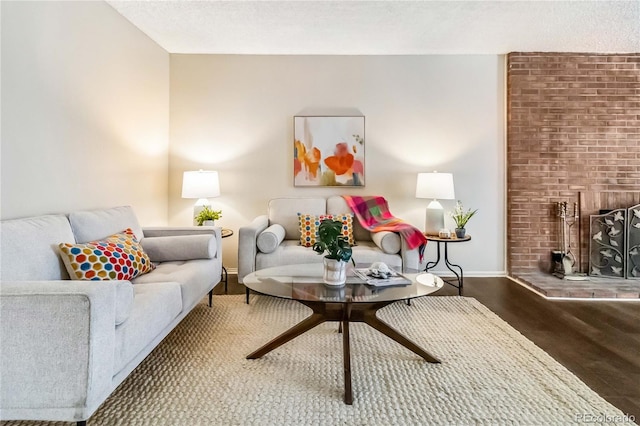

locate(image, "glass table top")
[[243, 263, 443, 304]]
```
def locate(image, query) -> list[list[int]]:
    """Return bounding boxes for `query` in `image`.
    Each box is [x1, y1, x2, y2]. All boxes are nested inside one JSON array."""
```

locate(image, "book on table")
[[353, 268, 411, 286]]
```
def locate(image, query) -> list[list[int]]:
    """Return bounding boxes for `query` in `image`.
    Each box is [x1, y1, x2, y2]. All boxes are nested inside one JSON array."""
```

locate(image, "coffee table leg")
[[362, 311, 440, 363], [246, 313, 326, 359], [342, 302, 353, 405]]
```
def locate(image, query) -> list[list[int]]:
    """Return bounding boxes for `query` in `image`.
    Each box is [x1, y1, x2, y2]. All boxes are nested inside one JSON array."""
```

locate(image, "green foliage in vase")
[[195, 206, 222, 226], [451, 201, 478, 229], [312, 219, 354, 264]]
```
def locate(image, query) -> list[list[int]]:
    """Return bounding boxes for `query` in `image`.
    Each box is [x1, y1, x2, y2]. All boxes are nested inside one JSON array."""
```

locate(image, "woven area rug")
[[3, 295, 631, 425]]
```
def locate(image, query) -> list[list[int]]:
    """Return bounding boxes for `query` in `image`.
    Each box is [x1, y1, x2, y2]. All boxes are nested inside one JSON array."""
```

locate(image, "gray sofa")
[[0, 206, 222, 425], [238, 196, 421, 286]]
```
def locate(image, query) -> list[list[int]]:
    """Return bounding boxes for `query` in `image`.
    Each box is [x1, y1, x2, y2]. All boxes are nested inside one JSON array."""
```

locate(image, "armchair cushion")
[[141, 234, 217, 262], [256, 224, 286, 254], [58, 228, 154, 281]]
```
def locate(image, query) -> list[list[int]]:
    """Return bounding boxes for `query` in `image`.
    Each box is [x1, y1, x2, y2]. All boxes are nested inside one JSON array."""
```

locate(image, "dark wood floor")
[[216, 275, 640, 419]]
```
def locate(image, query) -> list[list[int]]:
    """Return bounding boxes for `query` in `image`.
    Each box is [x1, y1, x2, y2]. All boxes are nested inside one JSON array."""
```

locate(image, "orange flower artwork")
[[324, 143, 354, 176], [294, 139, 321, 181], [294, 116, 365, 187]]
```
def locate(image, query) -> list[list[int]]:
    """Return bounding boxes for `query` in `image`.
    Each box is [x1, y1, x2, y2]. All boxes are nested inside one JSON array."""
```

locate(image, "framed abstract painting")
[[294, 116, 365, 187]]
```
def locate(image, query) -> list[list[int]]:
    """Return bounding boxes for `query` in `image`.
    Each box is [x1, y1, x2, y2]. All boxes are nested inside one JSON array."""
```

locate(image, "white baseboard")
[[224, 267, 504, 277]]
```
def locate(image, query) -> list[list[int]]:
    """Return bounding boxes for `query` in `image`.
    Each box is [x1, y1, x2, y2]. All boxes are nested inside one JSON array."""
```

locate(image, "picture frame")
[[293, 115, 365, 187]]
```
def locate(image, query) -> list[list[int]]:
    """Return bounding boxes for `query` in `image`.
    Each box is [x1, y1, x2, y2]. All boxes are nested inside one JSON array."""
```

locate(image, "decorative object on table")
[[451, 200, 477, 238], [343, 195, 428, 262], [354, 262, 411, 286], [182, 170, 221, 225], [293, 116, 365, 187], [312, 218, 354, 286], [195, 205, 222, 226], [416, 171, 455, 236], [438, 228, 451, 238]]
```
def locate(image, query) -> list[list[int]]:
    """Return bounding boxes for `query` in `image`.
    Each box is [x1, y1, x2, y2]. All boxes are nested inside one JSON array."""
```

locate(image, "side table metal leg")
[[424, 241, 442, 272], [246, 287, 250, 304], [443, 243, 464, 295], [222, 265, 228, 293]]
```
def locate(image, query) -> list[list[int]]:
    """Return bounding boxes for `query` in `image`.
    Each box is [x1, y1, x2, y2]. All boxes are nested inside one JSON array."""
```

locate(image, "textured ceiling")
[[107, 1, 640, 55]]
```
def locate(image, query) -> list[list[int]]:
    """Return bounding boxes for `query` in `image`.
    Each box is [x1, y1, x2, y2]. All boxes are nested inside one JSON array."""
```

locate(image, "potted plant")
[[195, 206, 222, 226], [312, 218, 354, 286], [451, 201, 477, 238]]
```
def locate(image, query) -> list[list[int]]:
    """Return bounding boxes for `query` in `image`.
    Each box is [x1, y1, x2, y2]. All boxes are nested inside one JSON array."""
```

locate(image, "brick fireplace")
[[507, 52, 640, 296]]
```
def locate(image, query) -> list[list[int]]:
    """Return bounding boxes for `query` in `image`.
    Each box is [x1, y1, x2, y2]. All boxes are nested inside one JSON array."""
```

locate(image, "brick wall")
[[507, 53, 640, 275]]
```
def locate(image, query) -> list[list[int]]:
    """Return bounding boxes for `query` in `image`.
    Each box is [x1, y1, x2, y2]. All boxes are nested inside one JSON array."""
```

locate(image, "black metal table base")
[[425, 241, 464, 296]]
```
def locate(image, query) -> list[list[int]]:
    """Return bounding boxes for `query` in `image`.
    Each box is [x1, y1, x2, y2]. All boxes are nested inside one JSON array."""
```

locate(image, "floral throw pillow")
[[297, 213, 355, 247], [58, 228, 155, 281]]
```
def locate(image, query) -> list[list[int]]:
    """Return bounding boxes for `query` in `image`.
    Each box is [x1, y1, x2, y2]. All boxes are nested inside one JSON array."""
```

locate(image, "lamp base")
[[193, 200, 211, 226], [425, 203, 445, 236]]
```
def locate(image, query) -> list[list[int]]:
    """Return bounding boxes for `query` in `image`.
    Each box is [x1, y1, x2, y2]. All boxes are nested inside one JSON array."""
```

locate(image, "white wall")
[[170, 55, 506, 275], [1, 1, 169, 224]]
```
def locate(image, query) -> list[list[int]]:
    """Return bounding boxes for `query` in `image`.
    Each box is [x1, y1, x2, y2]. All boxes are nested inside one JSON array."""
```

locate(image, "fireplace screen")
[[589, 203, 640, 279]]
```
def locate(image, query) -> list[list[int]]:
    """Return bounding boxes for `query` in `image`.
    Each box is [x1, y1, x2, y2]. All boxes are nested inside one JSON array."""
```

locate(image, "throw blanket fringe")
[[342, 195, 427, 262]]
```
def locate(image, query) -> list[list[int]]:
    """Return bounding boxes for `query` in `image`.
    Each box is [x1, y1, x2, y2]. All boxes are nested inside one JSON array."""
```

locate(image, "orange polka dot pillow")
[[297, 213, 355, 247], [58, 228, 155, 281]]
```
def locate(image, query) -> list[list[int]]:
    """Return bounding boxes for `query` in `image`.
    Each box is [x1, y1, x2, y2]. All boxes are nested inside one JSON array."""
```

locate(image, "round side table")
[[424, 234, 471, 295]]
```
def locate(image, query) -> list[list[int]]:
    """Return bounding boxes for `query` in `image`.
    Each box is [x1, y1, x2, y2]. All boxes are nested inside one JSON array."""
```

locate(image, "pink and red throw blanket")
[[342, 195, 427, 262]]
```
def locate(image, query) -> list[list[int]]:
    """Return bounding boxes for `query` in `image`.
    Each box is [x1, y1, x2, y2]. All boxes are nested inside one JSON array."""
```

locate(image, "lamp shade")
[[415, 172, 455, 200], [181, 170, 220, 199]]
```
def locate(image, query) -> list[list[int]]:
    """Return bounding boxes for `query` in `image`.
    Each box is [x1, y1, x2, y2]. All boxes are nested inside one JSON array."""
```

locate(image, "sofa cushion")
[[114, 282, 182, 374], [371, 231, 402, 254], [255, 240, 402, 271], [268, 198, 326, 240], [297, 213, 355, 247], [257, 224, 286, 254], [256, 240, 323, 270], [114, 280, 135, 325], [1, 214, 75, 280], [327, 195, 371, 242], [132, 258, 219, 311], [69, 206, 144, 243], [58, 228, 155, 281], [141, 234, 217, 262]]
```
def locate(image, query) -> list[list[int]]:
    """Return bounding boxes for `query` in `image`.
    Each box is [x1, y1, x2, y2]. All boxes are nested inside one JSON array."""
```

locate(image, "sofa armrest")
[[370, 231, 401, 254], [0, 280, 117, 421], [400, 238, 421, 272], [238, 215, 269, 283]]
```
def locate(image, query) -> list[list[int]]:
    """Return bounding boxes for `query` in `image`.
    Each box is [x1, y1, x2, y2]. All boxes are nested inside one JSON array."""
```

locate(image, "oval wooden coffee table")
[[243, 263, 444, 405]]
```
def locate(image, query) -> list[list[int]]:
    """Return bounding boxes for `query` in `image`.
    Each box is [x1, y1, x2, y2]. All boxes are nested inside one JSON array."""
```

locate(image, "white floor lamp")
[[416, 171, 455, 236], [182, 170, 220, 225]]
